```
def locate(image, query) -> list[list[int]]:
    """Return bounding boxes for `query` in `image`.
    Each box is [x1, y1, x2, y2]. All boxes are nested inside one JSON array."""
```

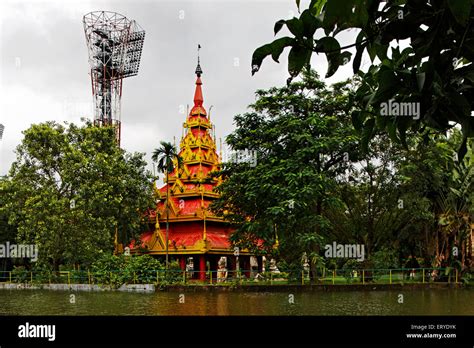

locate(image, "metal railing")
[[0, 267, 468, 286]]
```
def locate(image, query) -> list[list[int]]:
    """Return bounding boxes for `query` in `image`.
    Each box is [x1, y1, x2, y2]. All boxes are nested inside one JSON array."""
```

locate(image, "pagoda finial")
[[194, 44, 204, 107], [195, 44, 202, 77]]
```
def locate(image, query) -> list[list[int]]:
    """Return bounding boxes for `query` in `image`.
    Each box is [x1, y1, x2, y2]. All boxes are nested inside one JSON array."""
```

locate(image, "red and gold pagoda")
[[132, 60, 256, 280]]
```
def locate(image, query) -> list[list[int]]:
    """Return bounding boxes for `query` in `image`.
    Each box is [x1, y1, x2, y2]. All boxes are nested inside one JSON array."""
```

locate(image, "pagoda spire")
[[194, 44, 203, 107]]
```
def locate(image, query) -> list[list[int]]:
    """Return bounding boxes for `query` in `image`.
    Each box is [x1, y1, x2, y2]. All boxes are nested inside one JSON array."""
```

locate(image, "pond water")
[[1, 288, 473, 316]]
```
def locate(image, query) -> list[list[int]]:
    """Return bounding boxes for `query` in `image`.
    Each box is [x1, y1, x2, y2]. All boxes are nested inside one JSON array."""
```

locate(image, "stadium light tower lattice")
[[83, 11, 145, 144]]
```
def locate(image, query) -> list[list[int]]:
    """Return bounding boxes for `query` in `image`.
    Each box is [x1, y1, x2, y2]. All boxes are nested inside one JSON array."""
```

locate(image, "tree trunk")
[[309, 258, 318, 284], [52, 259, 60, 278], [166, 171, 169, 269]]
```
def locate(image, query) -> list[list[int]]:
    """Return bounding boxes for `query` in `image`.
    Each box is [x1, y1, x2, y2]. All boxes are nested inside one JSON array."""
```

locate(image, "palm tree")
[[152, 141, 183, 269]]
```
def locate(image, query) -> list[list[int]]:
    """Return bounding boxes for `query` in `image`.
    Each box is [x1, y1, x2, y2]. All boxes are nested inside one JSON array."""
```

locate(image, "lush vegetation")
[[0, 122, 154, 272], [211, 69, 473, 281], [151, 141, 183, 269], [8, 254, 182, 288], [252, 0, 474, 158], [89, 254, 181, 287]]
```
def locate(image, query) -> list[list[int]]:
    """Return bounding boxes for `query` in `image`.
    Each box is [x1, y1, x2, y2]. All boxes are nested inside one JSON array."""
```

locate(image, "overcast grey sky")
[[0, 0, 361, 176]]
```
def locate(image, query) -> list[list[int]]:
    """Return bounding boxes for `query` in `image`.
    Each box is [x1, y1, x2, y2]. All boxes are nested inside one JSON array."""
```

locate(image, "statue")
[[302, 252, 310, 272], [250, 256, 258, 278], [269, 258, 280, 273], [186, 257, 194, 278], [217, 257, 228, 282]]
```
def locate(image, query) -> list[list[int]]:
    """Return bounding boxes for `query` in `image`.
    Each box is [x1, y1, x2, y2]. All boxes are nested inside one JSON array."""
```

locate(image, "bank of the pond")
[[0, 282, 466, 293], [163, 283, 464, 292], [0, 283, 155, 293]]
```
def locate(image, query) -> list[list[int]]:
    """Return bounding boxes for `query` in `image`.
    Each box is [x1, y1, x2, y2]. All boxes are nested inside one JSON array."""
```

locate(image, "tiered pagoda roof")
[[136, 62, 237, 255]]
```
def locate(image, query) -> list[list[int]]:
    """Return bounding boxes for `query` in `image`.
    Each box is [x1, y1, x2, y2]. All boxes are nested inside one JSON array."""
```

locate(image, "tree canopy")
[[252, 0, 474, 158], [213, 69, 473, 278], [0, 122, 154, 269], [212, 70, 360, 270]]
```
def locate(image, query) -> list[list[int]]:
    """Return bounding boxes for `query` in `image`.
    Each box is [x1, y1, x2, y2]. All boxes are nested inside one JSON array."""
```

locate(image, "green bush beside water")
[[8, 255, 181, 288], [91, 255, 182, 287]]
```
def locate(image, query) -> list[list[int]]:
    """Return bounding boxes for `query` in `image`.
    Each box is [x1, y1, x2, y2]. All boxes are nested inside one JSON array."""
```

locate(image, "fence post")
[[422, 269, 425, 283], [88, 271, 91, 285], [362, 270, 365, 284], [183, 270, 186, 284], [30, 272, 33, 283], [332, 270, 335, 285], [133, 272, 136, 284], [210, 270, 212, 285], [389, 270, 392, 285], [455, 269, 458, 284], [270, 272, 273, 285], [9, 271, 11, 283], [301, 270, 304, 285]]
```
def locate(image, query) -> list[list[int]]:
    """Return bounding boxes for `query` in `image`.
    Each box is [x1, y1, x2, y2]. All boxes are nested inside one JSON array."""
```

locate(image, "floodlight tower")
[[83, 11, 145, 144]]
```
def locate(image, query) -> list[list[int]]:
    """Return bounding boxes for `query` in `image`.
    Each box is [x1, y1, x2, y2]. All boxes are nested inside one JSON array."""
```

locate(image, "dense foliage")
[[252, 0, 474, 158], [90, 254, 181, 287], [0, 122, 154, 270], [212, 70, 473, 279]]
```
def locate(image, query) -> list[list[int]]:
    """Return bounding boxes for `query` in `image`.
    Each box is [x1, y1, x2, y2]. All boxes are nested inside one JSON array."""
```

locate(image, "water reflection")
[[0, 289, 473, 316]]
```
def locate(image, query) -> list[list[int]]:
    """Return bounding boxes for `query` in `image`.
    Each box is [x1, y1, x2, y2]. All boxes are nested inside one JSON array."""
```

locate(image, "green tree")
[[212, 70, 360, 280], [328, 135, 404, 257], [151, 141, 183, 269], [252, 0, 474, 158], [343, 130, 473, 269], [429, 135, 474, 270], [331, 132, 440, 267], [1, 122, 154, 271]]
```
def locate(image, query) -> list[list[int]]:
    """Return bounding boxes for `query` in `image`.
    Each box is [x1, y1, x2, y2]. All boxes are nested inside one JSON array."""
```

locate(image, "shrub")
[[31, 262, 53, 284], [123, 255, 163, 284], [370, 247, 399, 270], [341, 259, 362, 283], [90, 254, 168, 286], [90, 254, 126, 287], [12, 266, 29, 283]]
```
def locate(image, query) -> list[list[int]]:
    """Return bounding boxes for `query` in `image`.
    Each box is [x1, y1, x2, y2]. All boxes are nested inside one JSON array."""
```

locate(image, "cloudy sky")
[[0, 0, 361, 176]]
